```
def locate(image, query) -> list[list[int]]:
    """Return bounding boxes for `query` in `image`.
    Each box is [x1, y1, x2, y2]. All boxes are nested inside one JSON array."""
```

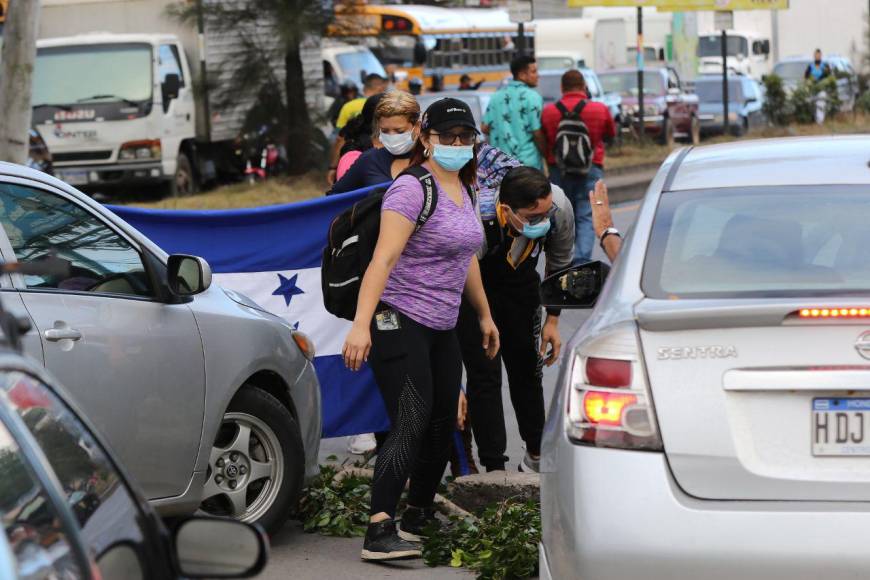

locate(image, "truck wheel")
[[200, 387, 305, 535], [170, 152, 197, 197]]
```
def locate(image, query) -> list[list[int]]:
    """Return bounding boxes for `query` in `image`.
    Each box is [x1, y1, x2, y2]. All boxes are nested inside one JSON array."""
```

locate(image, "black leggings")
[[368, 306, 462, 518]]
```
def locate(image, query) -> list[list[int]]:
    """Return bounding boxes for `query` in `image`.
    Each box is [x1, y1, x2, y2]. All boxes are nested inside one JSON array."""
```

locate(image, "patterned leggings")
[[368, 306, 462, 518]]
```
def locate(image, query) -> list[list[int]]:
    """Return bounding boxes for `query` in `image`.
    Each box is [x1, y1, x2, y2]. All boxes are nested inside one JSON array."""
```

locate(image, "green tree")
[[169, 0, 326, 175], [761, 74, 789, 126]]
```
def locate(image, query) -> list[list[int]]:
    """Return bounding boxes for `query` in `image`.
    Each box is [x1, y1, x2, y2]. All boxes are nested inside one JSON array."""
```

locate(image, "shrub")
[[762, 73, 789, 126]]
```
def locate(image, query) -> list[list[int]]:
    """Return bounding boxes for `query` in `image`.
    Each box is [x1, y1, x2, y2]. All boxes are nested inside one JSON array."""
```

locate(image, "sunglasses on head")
[[430, 130, 477, 146]]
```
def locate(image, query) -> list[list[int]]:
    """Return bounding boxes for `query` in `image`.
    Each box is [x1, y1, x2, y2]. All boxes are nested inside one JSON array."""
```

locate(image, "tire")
[[199, 387, 304, 535], [169, 152, 197, 198], [690, 116, 701, 145]]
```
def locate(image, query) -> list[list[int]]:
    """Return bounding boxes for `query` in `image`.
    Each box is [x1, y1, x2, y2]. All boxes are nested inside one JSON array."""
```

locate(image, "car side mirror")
[[167, 254, 212, 297], [163, 73, 181, 101], [540, 261, 610, 309], [173, 517, 268, 578], [745, 96, 757, 104]]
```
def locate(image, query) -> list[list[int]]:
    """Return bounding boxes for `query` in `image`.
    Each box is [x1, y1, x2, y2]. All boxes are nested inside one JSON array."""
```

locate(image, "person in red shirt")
[[541, 70, 615, 262]]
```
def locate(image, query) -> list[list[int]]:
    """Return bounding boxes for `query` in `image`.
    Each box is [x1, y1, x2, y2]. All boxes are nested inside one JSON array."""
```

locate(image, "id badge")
[[375, 309, 401, 331]]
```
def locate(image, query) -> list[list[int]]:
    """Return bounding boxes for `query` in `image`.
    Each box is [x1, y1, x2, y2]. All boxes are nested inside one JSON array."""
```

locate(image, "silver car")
[[0, 162, 321, 534], [541, 136, 870, 579]]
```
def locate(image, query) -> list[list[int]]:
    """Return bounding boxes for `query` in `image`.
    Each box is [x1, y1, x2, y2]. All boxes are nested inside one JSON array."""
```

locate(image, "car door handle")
[[44, 328, 82, 342]]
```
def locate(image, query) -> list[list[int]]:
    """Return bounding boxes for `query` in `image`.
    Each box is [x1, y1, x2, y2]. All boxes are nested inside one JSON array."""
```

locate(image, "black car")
[[0, 350, 269, 579]]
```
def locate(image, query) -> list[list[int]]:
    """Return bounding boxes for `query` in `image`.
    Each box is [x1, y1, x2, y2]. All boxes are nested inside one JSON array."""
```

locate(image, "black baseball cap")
[[421, 98, 478, 133]]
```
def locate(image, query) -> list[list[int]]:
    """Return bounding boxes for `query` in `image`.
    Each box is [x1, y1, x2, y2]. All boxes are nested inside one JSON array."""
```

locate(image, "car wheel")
[[169, 152, 197, 198], [690, 116, 701, 145], [200, 387, 304, 535]]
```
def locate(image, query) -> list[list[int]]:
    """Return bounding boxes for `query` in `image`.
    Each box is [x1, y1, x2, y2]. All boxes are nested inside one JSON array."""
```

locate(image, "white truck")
[[534, 17, 627, 72], [581, 6, 673, 64], [35, 0, 328, 196]]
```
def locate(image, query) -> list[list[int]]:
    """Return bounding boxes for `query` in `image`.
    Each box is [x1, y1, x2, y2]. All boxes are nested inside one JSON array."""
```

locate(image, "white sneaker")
[[519, 452, 540, 473], [348, 433, 377, 455]]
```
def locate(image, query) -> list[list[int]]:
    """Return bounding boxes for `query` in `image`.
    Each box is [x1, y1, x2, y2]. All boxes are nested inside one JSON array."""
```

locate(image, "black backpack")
[[321, 165, 438, 321], [554, 100, 593, 177]]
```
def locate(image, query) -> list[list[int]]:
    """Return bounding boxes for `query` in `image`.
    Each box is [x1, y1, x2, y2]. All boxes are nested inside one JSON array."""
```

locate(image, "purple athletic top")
[[380, 170, 483, 331]]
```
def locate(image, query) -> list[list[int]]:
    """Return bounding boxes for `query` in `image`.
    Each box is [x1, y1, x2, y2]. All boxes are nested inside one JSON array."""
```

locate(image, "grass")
[[128, 172, 328, 210], [123, 113, 870, 211]]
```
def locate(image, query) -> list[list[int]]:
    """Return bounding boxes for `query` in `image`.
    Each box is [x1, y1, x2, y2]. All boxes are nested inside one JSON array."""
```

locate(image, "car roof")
[[599, 67, 667, 74], [668, 136, 870, 191]]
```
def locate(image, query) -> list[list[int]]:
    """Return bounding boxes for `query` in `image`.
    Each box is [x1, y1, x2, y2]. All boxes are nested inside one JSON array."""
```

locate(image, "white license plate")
[[59, 170, 88, 185], [812, 398, 870, 456]]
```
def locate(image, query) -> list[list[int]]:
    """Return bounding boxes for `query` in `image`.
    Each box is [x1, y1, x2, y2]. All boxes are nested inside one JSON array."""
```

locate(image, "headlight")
[[119, 139, 161, 161], [292, 331, 316, 361]]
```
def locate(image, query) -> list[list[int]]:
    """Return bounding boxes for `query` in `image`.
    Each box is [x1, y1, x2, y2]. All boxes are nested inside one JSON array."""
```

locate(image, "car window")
[[158, 44, 185, 87], [643, 186, 870, 299], [0, 183, 153, 298], [1, 371, 156, 579], [667, 69, 680, 90], [0, 417, 85, 579]]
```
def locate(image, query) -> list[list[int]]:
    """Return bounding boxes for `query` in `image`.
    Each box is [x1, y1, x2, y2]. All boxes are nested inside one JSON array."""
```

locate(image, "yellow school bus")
[[328, 2, 532, 91]]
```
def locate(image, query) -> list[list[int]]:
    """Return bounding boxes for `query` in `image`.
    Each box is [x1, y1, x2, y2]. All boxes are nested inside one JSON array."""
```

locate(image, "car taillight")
[[565, 324, 662, 450]]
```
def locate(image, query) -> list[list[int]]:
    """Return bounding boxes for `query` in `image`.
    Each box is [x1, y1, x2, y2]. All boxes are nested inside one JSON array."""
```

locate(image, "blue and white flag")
[[109, 185, 391, 439]]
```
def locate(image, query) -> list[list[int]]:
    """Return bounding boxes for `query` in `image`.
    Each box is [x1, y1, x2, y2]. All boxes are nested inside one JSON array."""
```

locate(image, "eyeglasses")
[[505, 204, 554, 225], [430, 131, 477, 146]]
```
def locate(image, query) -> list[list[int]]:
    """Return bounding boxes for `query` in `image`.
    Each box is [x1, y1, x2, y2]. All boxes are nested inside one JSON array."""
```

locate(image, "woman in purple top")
[[343, 98, 500, 561]]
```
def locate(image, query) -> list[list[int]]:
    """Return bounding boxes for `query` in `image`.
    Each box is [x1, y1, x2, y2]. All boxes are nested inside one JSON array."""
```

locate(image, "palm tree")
[[169, 0, 326, 175]]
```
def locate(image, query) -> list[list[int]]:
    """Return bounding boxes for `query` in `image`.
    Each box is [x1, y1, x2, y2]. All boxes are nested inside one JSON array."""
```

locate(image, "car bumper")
[[541, 444, 870, 580], [293, 360, 322, 483], [53, 160, 173, 192]]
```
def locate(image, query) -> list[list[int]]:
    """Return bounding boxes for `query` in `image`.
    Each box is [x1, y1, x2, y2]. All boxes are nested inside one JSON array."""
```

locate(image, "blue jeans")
[[549, 164, 603, 263]]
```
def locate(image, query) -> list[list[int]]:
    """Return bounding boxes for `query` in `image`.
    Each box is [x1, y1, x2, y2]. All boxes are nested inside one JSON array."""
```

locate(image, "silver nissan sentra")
[[540, 136, 870, 580], [0, 162, 320, 534]]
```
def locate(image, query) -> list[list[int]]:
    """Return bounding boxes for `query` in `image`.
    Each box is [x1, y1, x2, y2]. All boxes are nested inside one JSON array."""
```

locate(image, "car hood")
[[222, 287, 270, 313]]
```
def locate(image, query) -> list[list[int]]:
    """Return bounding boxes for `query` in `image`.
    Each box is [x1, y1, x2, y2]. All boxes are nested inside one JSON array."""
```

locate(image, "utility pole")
[[0, 0, 41, 165], [637, 7, 644, 141], [721, 29, 729, 135]]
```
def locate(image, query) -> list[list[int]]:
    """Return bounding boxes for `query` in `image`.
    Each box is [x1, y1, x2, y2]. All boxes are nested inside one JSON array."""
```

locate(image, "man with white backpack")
[[541, 70, 616, 262]]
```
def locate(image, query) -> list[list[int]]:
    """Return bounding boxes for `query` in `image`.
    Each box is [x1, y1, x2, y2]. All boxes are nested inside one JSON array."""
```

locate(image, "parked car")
[[772, 55, 859, 111], [0, 162, 321, 534], [0, 344, 268, 578], [540, 135, 870, 580], [598, 67, 700, 146], [695, 74, 766, 136], [537, 68, 624, 131], [416, 91, 492, 132]]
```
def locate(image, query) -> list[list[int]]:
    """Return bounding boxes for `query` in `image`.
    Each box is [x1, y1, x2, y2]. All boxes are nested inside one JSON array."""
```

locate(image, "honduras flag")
[[109, 185, 391, 438]]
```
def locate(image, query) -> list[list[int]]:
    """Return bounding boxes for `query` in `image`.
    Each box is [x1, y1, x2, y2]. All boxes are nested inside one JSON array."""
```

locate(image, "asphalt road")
[[259, 200, 642, 580]]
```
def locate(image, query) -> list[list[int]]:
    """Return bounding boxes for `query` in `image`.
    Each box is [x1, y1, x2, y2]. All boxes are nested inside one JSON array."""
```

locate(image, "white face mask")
[[379, 131, 415, 155]]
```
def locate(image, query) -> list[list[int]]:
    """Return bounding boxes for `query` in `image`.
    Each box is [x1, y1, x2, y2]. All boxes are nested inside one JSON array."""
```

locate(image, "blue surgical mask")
[[432, 144, 473, 171], [522, 218, 551, 239]]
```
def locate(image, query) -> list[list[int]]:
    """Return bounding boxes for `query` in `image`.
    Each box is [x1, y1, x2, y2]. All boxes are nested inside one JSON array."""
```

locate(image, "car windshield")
[[697, 35, 750, 58], [538, 56, 576, 70], [694, 79, 745, 103], [34, 43, 152, 106], [627, 47, 660, 62], [599, 71, 665, 97], [774, 61, 810, 82], [643, 186, 870, 299], [336, 50, 387, 83]]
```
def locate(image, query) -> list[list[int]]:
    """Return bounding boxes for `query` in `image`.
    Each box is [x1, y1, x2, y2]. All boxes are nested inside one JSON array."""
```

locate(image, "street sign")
[[566, 0, 788, 8], [508, 0, 534, 23]]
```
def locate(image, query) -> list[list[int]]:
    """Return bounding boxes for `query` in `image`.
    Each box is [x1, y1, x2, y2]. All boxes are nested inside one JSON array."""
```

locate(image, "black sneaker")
[[399, 506, 441, 542], [361, 519, 422, 561]]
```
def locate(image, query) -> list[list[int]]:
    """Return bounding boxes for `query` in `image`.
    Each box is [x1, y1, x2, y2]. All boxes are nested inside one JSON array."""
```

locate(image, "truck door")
[[158, 44, 195, 143]]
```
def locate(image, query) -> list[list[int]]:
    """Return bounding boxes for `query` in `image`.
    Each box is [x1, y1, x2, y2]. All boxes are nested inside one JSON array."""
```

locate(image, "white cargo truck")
[[534, 17, 627, 72], [35, 0, 326, 196]]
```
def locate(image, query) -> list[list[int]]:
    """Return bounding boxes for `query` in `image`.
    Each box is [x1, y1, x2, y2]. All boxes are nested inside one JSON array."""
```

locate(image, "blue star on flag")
[[273, 273, 304, 306]]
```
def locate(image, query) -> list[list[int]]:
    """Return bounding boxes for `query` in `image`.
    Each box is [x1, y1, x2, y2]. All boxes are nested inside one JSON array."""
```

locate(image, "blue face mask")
[[522, 218, 551, 239], [432, 144, 474, 171]]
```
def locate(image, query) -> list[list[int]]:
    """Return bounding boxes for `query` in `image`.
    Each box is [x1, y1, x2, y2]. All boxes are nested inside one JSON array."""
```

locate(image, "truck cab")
[[697, 31, 771, 79], [33, 33, 196, 197]]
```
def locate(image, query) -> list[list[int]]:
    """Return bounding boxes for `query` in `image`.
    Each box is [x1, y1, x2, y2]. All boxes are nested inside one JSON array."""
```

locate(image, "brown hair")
[[408, 130, 478, 190], [561, 69, 586, 92], [374, 90, 421, 126]]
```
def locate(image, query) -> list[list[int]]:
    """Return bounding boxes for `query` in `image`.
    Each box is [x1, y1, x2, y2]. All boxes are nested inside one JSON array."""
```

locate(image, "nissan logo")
[[855, 331, 870, 360]]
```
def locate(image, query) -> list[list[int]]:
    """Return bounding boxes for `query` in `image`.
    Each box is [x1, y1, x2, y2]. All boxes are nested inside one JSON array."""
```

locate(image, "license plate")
[[58, 170, 88, 185], [812, 398, 870, 456]]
